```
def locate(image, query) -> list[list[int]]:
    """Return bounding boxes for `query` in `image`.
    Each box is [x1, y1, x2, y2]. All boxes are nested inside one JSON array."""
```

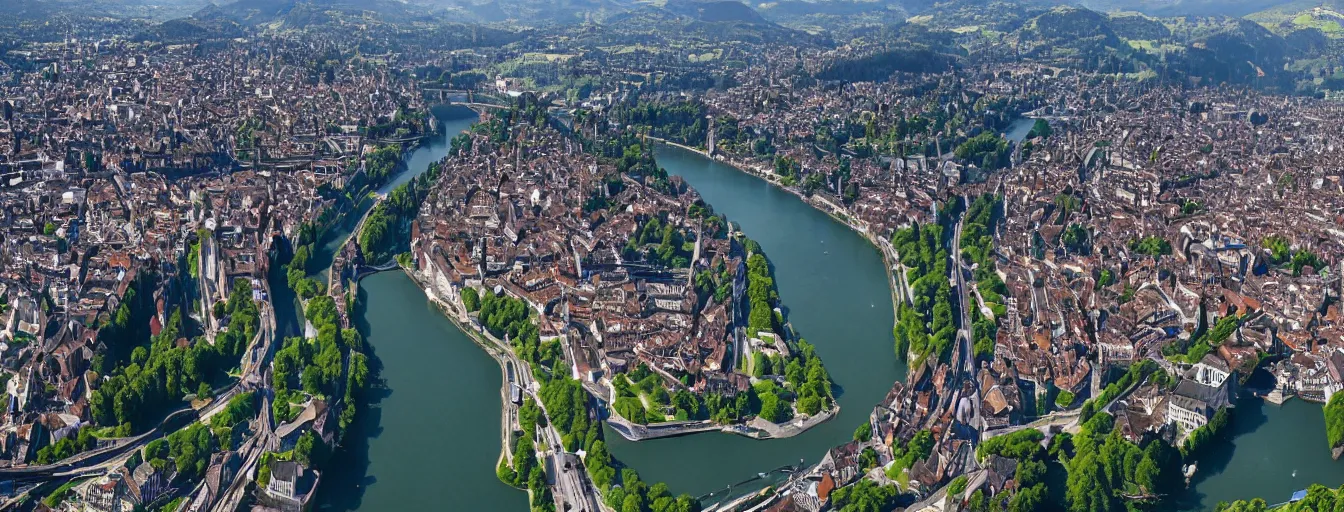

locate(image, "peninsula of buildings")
[[408, 106, 839, 441]]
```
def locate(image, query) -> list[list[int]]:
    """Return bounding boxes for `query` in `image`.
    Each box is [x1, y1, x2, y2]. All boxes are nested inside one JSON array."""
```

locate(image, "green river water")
[[297, 111, 1333, 511]]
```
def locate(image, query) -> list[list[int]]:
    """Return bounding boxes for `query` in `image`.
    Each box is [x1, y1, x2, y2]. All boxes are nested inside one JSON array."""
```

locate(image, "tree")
[[1061, 224, 1090, 254], [1134, 455, 1160, 493], [1328, 392, 1344, 450], [622, 491, 644, 512], [785, 359, 805, 389], [751, 351, 768, 378], [462, 287, 481, 312], [1028, 118, 1053, 139], [1129, 236, 1172, 257], [758, 392, 786, 423], [828, 479, 900, 512], [853, 421, 872, 442], [294, 431, 327, 467], [954, 132, 1011, 171]]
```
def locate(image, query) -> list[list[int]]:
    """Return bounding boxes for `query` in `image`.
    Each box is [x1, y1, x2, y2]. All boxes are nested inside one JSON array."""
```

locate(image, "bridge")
[[421, 88, 510, 109]]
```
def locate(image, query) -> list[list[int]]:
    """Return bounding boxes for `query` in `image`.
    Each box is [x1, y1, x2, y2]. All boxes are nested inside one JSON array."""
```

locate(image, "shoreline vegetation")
[[647, 137, 907, 331], [341, 100, 855, 511], [264, 109, 451, 509], [340, 105, 706, 512], [640, 112, 1233, 512], [603, 232, 841, 441]]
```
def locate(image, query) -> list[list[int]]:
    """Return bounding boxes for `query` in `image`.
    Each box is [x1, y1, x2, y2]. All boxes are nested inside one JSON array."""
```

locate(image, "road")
[[952, 217, 976, 387], [0, 279, 281, 509], [416, 277, 606, 512], [950, 212, 984, 477], [211, 395, 277, 512]]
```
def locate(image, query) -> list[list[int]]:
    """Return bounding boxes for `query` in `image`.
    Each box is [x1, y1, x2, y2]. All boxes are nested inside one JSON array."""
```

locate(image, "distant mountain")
[[134, 15, 246, 41], [199, 0, 446, 27], [1014, 6, 1128, 63], [814, 23, 962, 80], [584, 1, 819, 43], [1025, 5, 1120, 41], [665, 0, 770, 23], [755, 0, 905, 20], [752, 0, 907, 35], [1178, 16, 1298, 85], [901, 0, 1072, 32], [1, 0, 211, 22], [997, 5, 1308, 90], [1078, 0, 1293, 17], [1106, 12, 1170, 40]]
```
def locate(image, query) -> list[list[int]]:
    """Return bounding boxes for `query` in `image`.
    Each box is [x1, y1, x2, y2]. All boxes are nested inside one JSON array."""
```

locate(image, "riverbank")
[[316, 271, 528, 511], [598, 143, 899, 502], [647, 138, 907, 328], [653, 141, 915, 383], [606, 403, 839, 442], [397, 265, 519, 471]]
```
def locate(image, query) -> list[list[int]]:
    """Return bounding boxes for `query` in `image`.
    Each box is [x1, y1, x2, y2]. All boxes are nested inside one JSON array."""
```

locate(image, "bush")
[[1329, 392, 1344, 449], [977, 429, 1044, 461], [1055, 390, 1076, 409], [854, 421, 873, 442], [948, 475, 969, 497], [461, 287, 480, 312]]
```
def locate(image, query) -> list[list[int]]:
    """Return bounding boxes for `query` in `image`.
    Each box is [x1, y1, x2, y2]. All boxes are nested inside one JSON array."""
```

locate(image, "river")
[[1005, 117, 1037, 143], [309, 105, 479, 281], [293, 105, 527, 511], [308, 132, 901, 509], [315, 272, 527, 511], [305, 109, 1322, 511], [1174, 393, 1341, 509], [598, 144, 903, 504]]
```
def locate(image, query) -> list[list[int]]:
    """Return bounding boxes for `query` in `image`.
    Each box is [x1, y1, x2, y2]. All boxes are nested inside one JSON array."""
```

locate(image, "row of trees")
[[149, 422, 215, 481], [497, 396, 554, 512], [892, 221, 957, 365], [535, 371, 701, 512], [612, 100, 709, 148], [272, 295, 360, 399], [1326, 391, 1344, 451], [745, 250, 780, 336], [90, 278, 260, 433], [1065, 412, 1185, 511], [208, 392, 257, 451], [359, 161, 444, 265], [1162, 313, 1239, 365], [960, 194, 1008, 362], [1219, 484, 1344, 512], [773, 155, 801, 186], [1080, 359, 1158, 424], [623, 214, 692, 268], [92, 275, 156, 375], [975, 407, 1185, 512], [363, 145, 404, 187], [1181, 407, 1232, 457], [35, 426, 98, 465], [954, 132, 1012, 171], [285, 222, 326, 300], [828, 479, 902, 512], [471, 289, 562, 372], [741, 240, 834, 419]]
